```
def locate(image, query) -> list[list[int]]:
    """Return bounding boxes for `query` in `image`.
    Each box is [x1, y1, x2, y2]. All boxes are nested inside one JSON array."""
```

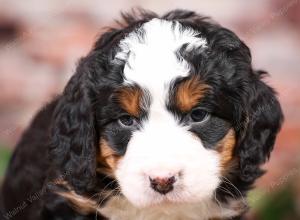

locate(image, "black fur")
[[0, 9, 283, 220]]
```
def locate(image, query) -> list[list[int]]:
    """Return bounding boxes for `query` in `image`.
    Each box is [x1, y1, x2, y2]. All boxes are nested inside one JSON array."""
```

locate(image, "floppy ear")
[[49, 28, 123, 192], [49, 60, 98, 192], [238, 71, 283, 183]]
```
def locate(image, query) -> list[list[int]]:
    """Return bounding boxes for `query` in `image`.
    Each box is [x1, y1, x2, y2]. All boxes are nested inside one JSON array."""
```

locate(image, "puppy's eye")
[[190, 108, 210, 123], [118, 115, 135, 127]]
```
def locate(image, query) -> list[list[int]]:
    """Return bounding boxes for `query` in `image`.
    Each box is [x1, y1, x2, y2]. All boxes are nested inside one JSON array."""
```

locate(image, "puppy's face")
[[97, 19, 237, 207], [51, 11, 282, 217]]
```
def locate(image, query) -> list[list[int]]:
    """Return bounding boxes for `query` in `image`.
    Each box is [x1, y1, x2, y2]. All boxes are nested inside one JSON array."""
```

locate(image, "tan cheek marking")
[[117, 86, 142, 117], [176, 76, 210, 112], [217, 129, 237, 174], [97, 138, 121, 177]]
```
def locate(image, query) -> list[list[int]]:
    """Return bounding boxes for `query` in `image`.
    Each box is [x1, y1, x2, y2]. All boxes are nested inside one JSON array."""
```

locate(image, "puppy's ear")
[[50, 60, 97, 192], [238, 71, 283, 183], [49, 29, 122, 192]]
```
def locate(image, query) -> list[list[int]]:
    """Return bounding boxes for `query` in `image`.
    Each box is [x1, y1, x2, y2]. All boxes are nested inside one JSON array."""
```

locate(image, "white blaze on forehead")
[[115, 19, 220, 208], [116, 18, 207, 98]]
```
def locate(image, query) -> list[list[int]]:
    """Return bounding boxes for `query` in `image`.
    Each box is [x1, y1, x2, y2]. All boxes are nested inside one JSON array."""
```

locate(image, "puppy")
[[0, 9, 283, 220]]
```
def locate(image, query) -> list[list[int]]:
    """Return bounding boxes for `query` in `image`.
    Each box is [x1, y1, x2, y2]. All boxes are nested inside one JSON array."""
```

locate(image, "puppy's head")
[[50, 10, 283, 209]]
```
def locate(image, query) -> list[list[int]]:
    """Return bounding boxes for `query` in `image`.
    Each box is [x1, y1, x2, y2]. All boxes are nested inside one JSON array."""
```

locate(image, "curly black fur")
[[0, 9, 283, 220]]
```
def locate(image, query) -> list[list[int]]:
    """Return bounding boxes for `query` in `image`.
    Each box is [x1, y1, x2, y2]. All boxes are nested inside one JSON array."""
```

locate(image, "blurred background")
[[0, 0, 299, 219]]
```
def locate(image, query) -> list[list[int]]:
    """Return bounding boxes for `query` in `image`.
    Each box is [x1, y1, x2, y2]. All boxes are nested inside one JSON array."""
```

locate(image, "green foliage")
[[0, 145, 12, 180], [249, 182, 300, 220]]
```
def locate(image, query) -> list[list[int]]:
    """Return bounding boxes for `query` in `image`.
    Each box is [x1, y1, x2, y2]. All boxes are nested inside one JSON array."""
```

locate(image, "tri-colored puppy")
[[1, 9, 283, 220]]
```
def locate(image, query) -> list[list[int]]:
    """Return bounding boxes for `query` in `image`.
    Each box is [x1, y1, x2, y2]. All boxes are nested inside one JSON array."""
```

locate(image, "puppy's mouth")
[[111, 188, 199, 208], [145, 195, 194, 207], [122, 185, 205, 209]]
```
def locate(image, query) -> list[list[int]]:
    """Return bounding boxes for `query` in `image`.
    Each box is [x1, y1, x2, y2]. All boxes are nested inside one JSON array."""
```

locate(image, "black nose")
[[149, 176, 176, 195]]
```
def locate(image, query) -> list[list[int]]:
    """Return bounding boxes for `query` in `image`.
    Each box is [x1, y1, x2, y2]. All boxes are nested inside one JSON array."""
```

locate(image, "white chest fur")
[[98, 196, 247, 220]]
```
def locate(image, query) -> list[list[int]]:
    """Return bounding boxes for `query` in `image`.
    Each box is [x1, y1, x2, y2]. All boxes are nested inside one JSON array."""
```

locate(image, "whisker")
[[220, 176, 248, 205], [214, 190, 224, 217], [217, 186, 239, 201], [95, 189, 117, 220]]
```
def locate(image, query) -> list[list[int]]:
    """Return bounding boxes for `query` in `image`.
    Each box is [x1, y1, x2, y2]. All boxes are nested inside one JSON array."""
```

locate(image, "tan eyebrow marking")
[[176, 76, 210, 112], [116, 86, 143, 117]]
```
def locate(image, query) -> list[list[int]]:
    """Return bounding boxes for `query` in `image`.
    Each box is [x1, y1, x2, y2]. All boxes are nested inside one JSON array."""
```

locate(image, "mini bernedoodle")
[[1, 9, 283, 220]]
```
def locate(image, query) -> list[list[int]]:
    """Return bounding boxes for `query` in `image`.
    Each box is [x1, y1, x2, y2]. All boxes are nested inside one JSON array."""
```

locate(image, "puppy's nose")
[[149, 176, 176, 195]]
